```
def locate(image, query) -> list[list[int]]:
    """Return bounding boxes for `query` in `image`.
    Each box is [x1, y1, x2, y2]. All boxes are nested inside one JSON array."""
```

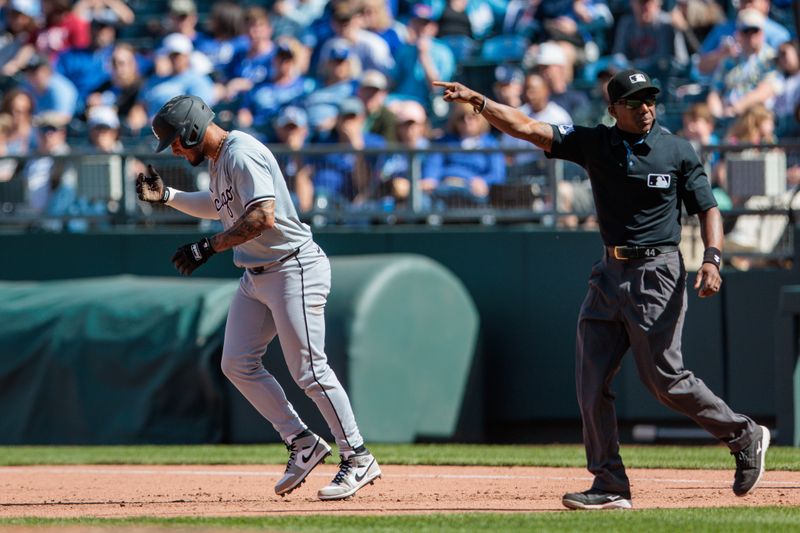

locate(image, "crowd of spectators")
[[0, 0, 797, 223]]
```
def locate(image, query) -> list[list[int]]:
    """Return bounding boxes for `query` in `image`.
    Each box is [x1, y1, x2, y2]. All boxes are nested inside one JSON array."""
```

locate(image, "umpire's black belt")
[[606, 245, 679, 260]]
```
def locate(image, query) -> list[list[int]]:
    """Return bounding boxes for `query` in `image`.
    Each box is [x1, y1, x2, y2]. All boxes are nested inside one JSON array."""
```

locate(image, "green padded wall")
[[327, 255, 480, 442]]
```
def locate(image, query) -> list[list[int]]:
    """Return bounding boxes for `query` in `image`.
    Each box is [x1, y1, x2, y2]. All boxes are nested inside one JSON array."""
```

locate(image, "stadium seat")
[[480, 34, 529, 62]]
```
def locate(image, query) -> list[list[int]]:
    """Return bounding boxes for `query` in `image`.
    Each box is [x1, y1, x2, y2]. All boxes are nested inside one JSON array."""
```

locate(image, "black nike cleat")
[[732, 425, 770, 496], [562, 488, 632, 510]]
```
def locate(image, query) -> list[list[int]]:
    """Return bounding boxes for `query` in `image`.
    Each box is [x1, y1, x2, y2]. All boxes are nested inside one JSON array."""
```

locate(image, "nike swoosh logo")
[[354, 458, 375, 483], [300, 439, 320, 463]]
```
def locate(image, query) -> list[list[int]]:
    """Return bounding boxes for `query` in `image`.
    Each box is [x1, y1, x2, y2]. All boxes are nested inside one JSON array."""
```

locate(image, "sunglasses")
[[740, 27, 761, 35], [617, 96, 656, 109]]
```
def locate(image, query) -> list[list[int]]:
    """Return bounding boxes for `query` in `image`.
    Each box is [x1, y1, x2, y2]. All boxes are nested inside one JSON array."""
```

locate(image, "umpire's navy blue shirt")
[[546, 121, 717, 246]]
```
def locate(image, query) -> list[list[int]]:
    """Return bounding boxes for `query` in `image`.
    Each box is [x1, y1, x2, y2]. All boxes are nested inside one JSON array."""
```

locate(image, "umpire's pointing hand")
[[433, 81, 484, 112]]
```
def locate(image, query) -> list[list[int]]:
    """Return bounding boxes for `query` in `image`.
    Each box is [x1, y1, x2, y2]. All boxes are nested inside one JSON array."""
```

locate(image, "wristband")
[[703, 247, 722, 269], [161, 187, 171, 204], [474, 95, 487, 115]]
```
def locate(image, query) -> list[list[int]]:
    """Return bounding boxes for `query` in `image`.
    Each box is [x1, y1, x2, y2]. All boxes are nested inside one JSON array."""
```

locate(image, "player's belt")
[[247, 240, 314, 275], [247, 248, 301, 275], [606, 245, 679, 260]]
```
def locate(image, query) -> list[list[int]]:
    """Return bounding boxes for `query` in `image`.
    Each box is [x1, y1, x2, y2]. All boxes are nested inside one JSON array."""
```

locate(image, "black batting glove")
[[171, 237, 216, 276], [135, 164, 169, 203]]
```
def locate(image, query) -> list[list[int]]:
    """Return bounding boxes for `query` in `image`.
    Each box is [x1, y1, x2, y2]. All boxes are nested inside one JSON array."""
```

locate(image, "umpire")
[[434, 69, 769, 510]]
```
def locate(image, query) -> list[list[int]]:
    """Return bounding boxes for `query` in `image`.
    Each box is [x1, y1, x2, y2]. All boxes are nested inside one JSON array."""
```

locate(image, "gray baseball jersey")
[[209, 131, 311, 267], [212, 130, 364, 453]]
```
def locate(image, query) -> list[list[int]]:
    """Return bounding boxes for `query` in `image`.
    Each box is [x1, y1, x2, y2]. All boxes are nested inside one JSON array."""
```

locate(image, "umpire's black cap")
[[607, 69, 660, 104], [151, 95, 215, 152]]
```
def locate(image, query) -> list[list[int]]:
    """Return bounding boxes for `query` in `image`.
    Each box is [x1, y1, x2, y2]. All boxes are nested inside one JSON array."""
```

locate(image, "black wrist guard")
[[703, 247, 722, 269]]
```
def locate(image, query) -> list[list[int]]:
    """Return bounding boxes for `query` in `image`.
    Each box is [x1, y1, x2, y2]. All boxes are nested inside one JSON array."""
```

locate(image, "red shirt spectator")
[[36, 0, 91, 61]]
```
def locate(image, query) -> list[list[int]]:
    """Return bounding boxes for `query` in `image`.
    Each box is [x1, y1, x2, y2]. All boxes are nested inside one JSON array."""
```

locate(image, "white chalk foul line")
[[2, 467, 799, 487]]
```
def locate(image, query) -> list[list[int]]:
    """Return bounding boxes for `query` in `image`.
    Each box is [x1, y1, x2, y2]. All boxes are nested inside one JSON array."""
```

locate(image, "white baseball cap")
[[534, 42, 567, 66], [159, 33, 193, 56]]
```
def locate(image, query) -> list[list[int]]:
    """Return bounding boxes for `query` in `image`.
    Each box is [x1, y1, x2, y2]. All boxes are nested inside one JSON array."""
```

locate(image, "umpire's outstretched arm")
[[433, 81, 554, 152]]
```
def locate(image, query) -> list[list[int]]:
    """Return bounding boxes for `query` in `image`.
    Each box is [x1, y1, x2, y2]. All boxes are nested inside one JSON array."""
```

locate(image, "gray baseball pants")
[[576, 250, 758, 494], [220, 241, 363, 453]]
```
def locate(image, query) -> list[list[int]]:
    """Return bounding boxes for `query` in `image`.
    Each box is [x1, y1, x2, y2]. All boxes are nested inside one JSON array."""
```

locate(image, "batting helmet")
[[151, 95, 215, 153]]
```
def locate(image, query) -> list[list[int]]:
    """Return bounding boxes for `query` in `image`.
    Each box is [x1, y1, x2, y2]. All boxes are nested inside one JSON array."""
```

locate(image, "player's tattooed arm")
[[209, 199, 275, 252]]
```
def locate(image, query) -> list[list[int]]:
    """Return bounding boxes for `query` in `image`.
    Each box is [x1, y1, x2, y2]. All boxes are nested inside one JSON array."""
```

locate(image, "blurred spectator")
[[491, 64, 524, 109], [137, 32, 216, 119], [706, 9, 782, 119], [193, 1, 248, 79], [676, 102, 729, 210], [361, 0, 406, 55], [697, 0, 790, 76], [668, 0, 724, 56], [72, 0, 134, 26], [586, 63, 619, 127], [87, 42, 147, 133], [531, 41, 591, 125], [432, 0, 503, 41], [36, 0, 90, 61], [358, 69, 395, 142], [238, 39, 316, 138], [22, 53, 79, 125], [724, 103, 777, 146], [0, 88, 36, 154], [501, 72, 571, 166], [380, 100, 431, 207], [436, 0, 473, 39], [164, 0, 199, 39], [223, 7, 277, 103], [303, 39, 359, 126], [306, 103, 340, 143], [313, 96, 387, 204], [83, 104, 121, 152], [273, 106, 314, 213], [389, 3, 455, 113], [55, 19, 117, 110], [0, 113, 18, 182], [0, 0, 41, 77], [425, 102, 505, 205], [22, 112, 76, 218], [775, 40, 800, 137], [611, 0, 688, 78], [269, 0, 327, 41], [316, 0, 394, 75]]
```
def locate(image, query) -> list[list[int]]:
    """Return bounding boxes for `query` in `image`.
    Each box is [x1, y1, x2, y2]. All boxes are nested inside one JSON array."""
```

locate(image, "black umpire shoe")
[[732, 425, 771, 496], [562, 488, 632, 510]]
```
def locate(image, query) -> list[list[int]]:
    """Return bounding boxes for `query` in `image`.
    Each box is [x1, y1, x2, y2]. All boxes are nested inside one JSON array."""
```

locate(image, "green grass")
[[2, 508, 800, 532], [1, 443, 799, 470]]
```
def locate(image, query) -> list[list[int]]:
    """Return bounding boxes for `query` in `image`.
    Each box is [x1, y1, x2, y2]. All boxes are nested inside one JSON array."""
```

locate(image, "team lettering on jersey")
[[213, 186, 235, 218]]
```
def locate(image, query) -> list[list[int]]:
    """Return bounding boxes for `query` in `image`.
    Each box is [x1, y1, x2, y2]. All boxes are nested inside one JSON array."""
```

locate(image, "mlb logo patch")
[[558, 124, 574, 136], [629, 73, 647, 84], [647, 174, 671, 189]]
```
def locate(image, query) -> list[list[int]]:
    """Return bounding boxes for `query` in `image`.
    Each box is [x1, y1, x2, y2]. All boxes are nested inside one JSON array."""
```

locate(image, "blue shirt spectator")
[[55, 20, 117, 112], [390, 5, 455, 109], [140, 33, 216, 118], [697, 0, 791, 76], [22, 54, 79, 124], [424, 102, 505, 204], [313, 97, 387, 202]]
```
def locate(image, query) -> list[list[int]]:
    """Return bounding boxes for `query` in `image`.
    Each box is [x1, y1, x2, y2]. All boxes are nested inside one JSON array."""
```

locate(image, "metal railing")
[[1, 141, 798, 268]]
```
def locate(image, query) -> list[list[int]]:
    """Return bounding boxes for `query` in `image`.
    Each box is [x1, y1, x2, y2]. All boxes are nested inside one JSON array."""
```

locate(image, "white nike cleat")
[[318, 450, 382, 501], [275, 430, 332, 496]]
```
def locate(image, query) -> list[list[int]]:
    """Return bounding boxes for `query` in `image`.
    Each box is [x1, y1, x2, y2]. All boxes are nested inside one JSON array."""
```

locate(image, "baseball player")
[[434, 69, 770, 510], [135, 95, 381, 501]]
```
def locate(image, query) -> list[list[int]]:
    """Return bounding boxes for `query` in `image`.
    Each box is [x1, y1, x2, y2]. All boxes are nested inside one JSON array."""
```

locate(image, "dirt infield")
[[1, 464, 799, 517]]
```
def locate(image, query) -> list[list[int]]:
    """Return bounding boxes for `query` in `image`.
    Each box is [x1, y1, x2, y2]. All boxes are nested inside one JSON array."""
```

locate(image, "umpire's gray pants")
[[220, 243, 363, 453], [576, 250, 757, 494]]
